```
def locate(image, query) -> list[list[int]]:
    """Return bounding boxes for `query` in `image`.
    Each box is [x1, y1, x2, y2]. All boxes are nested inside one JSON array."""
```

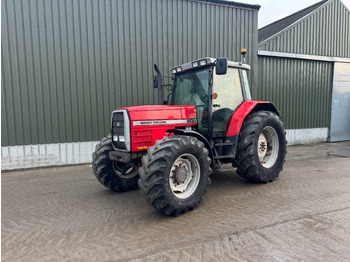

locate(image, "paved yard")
[[2, 142, 350, 261]]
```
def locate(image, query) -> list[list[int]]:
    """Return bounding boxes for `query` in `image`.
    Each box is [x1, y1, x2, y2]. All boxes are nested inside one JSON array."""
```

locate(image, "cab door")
[[212, 67, 244, 136]]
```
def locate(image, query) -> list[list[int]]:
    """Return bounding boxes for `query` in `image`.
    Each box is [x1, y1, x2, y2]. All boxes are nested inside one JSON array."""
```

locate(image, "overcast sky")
[[240, 0, 350, 28]]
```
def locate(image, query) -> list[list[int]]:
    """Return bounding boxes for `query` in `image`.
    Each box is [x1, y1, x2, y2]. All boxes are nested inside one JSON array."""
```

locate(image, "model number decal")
[[133, 119, 197, 126], [137, 146, 149, 150]]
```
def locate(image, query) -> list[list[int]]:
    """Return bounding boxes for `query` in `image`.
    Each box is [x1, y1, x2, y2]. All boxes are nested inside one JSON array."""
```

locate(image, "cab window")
[[212, 67, 243, 133], [172, 68, 209, 106]]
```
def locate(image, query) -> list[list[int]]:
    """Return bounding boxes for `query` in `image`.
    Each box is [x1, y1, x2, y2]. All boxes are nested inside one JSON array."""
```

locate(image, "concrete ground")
[[2, 141, 350, 261]]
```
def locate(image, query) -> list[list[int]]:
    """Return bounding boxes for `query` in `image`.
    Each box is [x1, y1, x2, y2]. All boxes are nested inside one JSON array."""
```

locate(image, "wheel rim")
[[113, 161, 138, 179], [257, 126, 279, 168], [169, 153, 201, 199]]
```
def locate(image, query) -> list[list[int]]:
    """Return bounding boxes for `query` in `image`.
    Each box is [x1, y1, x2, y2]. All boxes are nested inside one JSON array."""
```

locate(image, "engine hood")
[[113, 105, 198, 152], [120, 105, 197, 127]]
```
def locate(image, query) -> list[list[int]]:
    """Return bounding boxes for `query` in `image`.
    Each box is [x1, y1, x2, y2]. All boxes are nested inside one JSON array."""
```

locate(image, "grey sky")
[[240, 0, 350, 28]]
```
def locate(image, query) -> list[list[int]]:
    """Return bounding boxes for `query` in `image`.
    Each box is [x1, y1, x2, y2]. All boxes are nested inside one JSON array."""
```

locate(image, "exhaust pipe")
[[154, 64, 164, 105]]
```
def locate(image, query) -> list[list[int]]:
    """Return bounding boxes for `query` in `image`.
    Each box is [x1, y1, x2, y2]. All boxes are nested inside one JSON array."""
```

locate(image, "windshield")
[[171, 67, 210, 106]]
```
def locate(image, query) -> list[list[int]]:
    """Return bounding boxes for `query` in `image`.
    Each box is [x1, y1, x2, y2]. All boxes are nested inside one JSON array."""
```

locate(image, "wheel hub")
[[113, 161, 139, 179], [258, 134, 268, 159], [169, 153, 201, 199], [172, 164, 188, 184], [257, 126, 279, 168]]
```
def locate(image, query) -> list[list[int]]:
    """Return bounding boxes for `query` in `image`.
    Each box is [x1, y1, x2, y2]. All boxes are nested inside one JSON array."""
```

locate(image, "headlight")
[[119, 136, 125, 142], [113, 135, 118, 141]]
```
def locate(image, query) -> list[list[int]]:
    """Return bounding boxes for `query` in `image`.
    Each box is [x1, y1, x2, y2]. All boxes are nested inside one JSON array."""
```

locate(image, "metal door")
[[330, 63, 350, 142]]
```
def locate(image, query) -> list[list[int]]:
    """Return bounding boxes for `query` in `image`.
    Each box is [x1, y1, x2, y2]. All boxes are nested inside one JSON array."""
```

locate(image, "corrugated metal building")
[[1, 0, 260, 170], [258, 0, 350, 144]]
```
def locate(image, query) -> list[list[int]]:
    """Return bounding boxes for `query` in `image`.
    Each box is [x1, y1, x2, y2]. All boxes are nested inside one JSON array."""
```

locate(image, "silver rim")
[[113, 161, 138, 179], [257, 126, 279, 168], [169, 153, 201, 199]]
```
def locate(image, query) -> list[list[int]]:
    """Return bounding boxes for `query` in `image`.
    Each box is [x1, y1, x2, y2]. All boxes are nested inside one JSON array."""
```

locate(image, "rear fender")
[[226, 101, 279, 137]]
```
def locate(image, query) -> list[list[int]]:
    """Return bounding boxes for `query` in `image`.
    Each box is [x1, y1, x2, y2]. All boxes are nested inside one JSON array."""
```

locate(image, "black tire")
[[235, 111, 287, 183], [138, 135, 211, 216], [92, 135, 139, 192]]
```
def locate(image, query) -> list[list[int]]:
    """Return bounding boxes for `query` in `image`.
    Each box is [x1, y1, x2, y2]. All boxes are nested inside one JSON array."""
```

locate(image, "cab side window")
[[212, 67, 243, 133]]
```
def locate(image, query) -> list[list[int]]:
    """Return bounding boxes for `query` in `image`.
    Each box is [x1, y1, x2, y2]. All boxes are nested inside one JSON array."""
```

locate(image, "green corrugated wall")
[[258, 0, 350, 129], [259, 0, 350, 57], [258, 56, 333, 129], [1, 0, 259, 147]]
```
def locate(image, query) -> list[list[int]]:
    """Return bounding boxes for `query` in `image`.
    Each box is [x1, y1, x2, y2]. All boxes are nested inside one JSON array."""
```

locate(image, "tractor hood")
[[114, 105, 198, 152], [122, 105, 197, 127]]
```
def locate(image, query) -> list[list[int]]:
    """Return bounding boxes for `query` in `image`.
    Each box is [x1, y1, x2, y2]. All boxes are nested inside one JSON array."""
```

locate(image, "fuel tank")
[[114, 105, 197, 152]]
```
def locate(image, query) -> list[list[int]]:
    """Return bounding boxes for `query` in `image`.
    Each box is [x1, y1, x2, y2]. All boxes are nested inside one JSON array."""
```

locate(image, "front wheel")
[[92, 135, 139, 192], [138, 136, 211, 216], [235, 111, 287, 183]]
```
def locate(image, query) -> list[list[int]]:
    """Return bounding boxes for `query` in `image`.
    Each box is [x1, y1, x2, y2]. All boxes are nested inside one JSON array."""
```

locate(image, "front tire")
[[138, 136, 211, 216], [92, 135, 139, 192], [235, 111, 286, 183]]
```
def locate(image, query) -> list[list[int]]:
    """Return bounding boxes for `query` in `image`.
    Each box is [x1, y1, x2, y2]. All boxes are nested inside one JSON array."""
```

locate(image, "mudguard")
[[166, 129, 214, 163], [226, 101, 279, 137]]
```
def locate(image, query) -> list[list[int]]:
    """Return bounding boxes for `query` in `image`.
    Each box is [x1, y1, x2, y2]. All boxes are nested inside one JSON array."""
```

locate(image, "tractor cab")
[[169, 57, 252, 139]]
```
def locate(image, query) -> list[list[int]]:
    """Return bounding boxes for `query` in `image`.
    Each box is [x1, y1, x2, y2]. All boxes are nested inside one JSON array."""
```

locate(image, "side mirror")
[[153, 75, 160, 89], [216, 57, 228, 75]]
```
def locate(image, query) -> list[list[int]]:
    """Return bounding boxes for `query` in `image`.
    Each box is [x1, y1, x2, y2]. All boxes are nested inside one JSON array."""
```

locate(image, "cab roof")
[[170, 57, 251, 74]]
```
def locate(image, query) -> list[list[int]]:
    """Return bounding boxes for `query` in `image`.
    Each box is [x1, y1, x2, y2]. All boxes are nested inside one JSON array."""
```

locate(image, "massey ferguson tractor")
[[92, 53, 287, 216]]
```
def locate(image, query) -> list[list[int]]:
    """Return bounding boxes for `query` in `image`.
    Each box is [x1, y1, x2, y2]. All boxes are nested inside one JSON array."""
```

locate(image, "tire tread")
[[92, 134, 139, 192], [138, 136, 211, 216], [235, 111, 287, 183]]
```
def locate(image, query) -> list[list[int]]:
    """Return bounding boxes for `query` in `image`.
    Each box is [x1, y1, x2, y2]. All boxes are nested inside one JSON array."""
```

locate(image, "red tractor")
[[92, 54, 286, 216]]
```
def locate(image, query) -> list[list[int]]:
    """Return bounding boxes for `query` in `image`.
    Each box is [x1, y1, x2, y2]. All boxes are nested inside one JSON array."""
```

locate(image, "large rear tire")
[[138, 136, 211, 216], [235, 111, 286, 183], [92, 135, 139, 192]]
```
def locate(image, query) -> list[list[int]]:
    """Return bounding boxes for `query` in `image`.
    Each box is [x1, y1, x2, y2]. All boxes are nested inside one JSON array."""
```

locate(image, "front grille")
[[111, 112, 126, 149]]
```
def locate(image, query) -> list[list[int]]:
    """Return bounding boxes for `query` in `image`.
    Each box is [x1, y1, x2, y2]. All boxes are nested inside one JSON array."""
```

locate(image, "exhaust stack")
[[154, 64, 164, 105]]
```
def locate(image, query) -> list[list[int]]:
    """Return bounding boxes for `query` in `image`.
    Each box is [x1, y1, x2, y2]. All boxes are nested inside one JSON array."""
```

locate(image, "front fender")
[[166, 129, 214, 164]]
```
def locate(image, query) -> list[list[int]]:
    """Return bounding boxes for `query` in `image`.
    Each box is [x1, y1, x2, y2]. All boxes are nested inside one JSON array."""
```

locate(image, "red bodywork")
[[123, 105, 197, 152], [227, 100, 271, 136], [119, 101, 274, 153]]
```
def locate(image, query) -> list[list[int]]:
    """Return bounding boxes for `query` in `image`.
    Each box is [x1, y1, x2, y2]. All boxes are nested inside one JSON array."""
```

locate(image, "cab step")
[[214, 155, 234, 160], [214, 142, 233, 146]]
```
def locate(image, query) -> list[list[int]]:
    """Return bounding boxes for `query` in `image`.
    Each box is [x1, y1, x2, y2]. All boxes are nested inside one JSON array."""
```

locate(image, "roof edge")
[[189, 0, 261, 11], [258, 0, 330, 45], [338, 0, 350, 12]]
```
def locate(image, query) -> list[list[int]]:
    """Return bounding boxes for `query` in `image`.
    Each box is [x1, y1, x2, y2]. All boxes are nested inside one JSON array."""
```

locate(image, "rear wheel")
[[235, 111, 286, 183], [138, 136, 211, 216], [92, 135, 139, 192]]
